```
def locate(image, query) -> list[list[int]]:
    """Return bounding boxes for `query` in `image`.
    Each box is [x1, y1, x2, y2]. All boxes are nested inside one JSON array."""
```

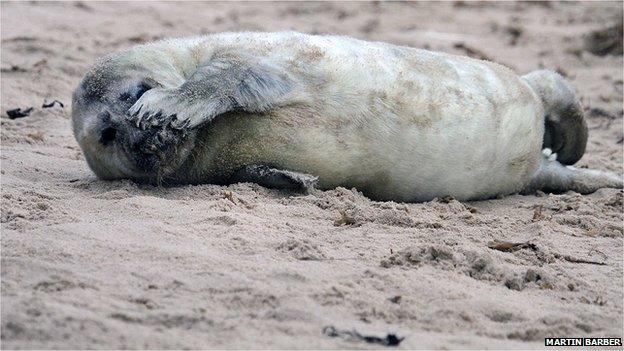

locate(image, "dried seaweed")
[[42, 100, 64, 108], [487, 240, 537, 252], [323, 326, 404, 346], [6, 107, 33, 119]]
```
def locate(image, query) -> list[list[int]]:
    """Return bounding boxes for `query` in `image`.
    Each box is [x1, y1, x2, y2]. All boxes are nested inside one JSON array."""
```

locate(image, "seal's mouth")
[[124, 125, 196, 185]]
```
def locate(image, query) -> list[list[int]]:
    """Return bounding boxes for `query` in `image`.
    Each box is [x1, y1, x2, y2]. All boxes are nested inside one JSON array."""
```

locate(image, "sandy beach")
[[1, 1, 623, 349]]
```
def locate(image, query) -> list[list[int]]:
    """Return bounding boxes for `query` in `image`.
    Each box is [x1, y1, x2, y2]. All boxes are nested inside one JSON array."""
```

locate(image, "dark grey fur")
[[230, 165, 318, 192]]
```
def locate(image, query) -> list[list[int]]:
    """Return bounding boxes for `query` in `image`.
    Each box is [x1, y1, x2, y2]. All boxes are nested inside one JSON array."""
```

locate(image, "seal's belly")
[[197, 35, 545, 201], [279, 106, 542, 202], [274, 72, 542, 201]]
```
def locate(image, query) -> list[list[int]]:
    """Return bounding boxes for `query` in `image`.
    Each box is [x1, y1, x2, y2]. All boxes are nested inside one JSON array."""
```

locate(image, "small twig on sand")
[[554, 254, 607, 266], [487, 240, 538, 252], [487, 240, 607, 266]]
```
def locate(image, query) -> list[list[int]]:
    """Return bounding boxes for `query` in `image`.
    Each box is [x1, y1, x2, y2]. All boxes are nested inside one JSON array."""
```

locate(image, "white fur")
[[77, 32, 552, 201]]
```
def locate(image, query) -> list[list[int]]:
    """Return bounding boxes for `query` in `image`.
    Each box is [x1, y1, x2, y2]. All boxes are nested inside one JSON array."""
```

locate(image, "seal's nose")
[[100, 126, 117, 146], [97, 111, 119, 146]]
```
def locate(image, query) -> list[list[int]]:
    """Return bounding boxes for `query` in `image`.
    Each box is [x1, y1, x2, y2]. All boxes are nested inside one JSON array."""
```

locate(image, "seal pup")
[[71, 32, 622, 202]]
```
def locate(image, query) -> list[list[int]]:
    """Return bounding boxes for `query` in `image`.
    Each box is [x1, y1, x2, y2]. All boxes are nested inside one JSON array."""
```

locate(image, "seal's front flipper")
[[230, 165, 318, 193], [128, 53, 294, 130]]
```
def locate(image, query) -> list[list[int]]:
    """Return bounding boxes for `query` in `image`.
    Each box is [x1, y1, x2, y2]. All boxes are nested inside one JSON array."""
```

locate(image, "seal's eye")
[[100, 127, 117, 146], [119, 82, 152, 103]]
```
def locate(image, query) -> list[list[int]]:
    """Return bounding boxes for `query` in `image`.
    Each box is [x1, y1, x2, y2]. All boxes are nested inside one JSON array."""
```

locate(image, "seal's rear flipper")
[[522, 70, 588, 165], [230, 165, 318, 193], [521, 150, 623, 195]]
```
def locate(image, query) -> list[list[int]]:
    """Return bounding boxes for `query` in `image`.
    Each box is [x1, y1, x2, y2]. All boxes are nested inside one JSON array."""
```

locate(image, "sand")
[[1, 1, 623, 349]]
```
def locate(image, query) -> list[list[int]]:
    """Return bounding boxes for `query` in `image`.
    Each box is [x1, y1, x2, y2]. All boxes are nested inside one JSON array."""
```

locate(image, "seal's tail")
[[522, 70, 588, 165]]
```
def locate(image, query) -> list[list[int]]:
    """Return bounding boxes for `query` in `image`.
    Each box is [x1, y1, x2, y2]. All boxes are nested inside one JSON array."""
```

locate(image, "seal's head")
[[72, 52, 196, 183]]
